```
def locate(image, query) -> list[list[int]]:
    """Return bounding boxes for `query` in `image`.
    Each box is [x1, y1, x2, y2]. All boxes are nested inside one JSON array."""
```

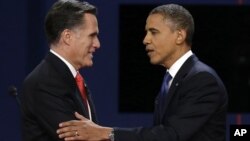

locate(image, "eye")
[[89, 32, 99, 39], [149, 29, 159, 35], [151, 31, 157, 35]]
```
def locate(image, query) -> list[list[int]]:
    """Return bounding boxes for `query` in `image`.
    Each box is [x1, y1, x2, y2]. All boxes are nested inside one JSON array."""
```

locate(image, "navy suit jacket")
[[114, 55, 228, 141], [20, 52, 97, 141]]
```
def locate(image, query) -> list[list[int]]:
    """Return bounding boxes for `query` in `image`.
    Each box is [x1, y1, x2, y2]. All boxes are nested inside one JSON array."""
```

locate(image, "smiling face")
[[52, 13, 100, 70], [143, 13, 188, 69], [69, 13, 100, 69]]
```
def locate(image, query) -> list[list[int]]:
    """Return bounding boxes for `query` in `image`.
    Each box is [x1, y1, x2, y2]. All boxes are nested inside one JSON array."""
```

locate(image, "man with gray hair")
[[21, 0, 100, 140]]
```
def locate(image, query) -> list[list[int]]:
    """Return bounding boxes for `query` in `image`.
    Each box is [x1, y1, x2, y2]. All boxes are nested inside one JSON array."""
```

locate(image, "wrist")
[[101, 127, 114, 141], [108, 128, 115, 141]]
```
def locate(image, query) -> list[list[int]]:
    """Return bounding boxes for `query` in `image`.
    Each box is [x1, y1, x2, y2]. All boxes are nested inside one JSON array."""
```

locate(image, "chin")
[[81, 61, 93, 68], [86, 61, 94, 67], [149, 58, 160, 65]]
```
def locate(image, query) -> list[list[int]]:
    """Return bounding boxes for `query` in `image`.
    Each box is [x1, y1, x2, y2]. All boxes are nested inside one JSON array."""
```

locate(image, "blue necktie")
[[159, 72, 172, 112]]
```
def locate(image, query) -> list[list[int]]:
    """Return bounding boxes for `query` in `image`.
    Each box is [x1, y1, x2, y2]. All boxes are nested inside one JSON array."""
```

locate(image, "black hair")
[[45, 0, 97, 45], [150, 4, 194, 46]]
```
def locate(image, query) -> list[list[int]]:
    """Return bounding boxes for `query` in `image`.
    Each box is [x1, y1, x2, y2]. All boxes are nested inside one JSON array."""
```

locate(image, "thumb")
[[74, 112, 86, 120]]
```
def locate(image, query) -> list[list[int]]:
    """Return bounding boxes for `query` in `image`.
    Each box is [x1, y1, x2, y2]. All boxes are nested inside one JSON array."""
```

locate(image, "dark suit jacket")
[[20, 52, 97, 141], [114, 55, 228, 141]]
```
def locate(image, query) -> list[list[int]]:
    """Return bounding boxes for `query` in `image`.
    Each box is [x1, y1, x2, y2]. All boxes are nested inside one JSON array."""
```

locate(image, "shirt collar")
[[50, 49, 77, 77], [168, 50, 193, 79]]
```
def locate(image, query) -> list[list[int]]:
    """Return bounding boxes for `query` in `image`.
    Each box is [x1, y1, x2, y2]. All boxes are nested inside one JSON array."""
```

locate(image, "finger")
[[57, 126, 77, 134], [74, 112, 87, 120], [58, 131, 77, 139], [65, 136, 83, 141], [59, 120, 79, 127]]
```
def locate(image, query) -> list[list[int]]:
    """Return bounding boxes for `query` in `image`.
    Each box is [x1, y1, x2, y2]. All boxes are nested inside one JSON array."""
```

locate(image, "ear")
[[60, 29, 72, 46], [176, 29, 186, 45]]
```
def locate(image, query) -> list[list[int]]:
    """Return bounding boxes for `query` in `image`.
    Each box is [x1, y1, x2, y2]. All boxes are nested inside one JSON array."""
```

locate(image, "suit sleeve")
[[21, 78, 78, 141], [114, 72, 226, 141]]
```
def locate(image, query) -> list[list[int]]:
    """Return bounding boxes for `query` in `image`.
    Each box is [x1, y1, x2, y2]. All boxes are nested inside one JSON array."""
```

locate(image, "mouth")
[[88, 49, 96, 59], [89, 53, 93, 59], [146, 47, 154, 56]]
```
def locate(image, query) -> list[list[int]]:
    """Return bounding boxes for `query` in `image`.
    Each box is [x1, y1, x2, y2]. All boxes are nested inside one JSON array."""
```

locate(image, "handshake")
[[57, 112, 113, 141]]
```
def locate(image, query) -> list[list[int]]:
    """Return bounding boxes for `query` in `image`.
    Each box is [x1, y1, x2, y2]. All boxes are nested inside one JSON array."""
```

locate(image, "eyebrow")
[[90, 31, 99, 36], [147, 27, 160, 32]]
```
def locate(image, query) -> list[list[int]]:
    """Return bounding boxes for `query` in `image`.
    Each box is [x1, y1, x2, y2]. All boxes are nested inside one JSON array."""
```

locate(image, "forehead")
[[82, 13, 98, 28], [73, 13, 98, 35], [145, 14, 171, 29]]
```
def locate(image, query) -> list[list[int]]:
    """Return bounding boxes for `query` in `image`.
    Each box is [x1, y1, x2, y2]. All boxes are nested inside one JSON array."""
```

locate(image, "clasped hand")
[[57, 112, 109, 141]]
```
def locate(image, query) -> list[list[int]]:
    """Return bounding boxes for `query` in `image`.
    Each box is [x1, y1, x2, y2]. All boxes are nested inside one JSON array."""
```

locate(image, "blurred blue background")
[[0, 0, 250, 140]]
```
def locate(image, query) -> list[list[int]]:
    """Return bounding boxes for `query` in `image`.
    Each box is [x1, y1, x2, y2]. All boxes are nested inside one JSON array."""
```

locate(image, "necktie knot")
[[164, 72, 172, 86], [162, 72, 172, 92], [75, 72, 84, 83]]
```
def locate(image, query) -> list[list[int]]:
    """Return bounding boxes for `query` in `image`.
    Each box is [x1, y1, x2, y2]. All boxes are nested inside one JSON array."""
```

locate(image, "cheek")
[[78, 41, 88, 53], [155, 40, 167, 53], [81, 45, 91, 58]]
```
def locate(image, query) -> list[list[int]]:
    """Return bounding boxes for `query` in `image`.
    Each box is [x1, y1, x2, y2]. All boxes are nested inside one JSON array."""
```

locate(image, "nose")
[[143, 32, 150, 45], [93, 37, 100, 49]]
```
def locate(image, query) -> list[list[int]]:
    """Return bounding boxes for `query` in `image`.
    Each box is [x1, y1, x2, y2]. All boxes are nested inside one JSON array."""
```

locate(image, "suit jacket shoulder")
[[114, 55, 228, 141], [21, 52, 95, 141]]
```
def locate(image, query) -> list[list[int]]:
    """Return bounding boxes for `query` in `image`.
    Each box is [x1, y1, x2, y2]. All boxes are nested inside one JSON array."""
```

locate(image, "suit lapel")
[[85, 84, 97, 122], [159, 55, 199, 121], [45, 52, 91, 118], [74, 88, 90, 118]]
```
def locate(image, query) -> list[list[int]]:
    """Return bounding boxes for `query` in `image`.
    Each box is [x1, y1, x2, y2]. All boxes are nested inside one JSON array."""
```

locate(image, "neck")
[[50, 45, 79, 71], [163, 45, 191, 69]]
